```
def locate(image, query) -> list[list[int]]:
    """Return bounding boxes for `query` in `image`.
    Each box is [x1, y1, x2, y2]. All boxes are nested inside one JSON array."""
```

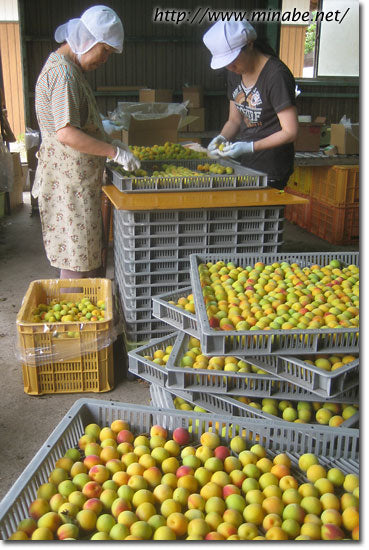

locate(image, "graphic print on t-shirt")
[[233, 83, 263, 128]]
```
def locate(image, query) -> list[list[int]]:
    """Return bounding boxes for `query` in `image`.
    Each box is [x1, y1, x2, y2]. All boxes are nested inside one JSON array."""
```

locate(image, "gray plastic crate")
[[0, 398, 359, 539], [116, 216, 284, 239], [116, 244, 206, 263], [152, 291, 359, 397], [121, 305, 154, 322], [190, 252, 359, 356], [118, 286, 156, 311], [128, 333, 178, 387], [117, 234, 283, 251], [123, 315, 173, 335], [151, 384, 359, 432], [252, 354, 359, 399], [124, 327, 175, 344], [207, 206, 284, 221], [147, 387, 359, 463], [107, 158, 267, 193], [116, 242, 283, 264], [116, 222, 284, 250], [118, 209, 207, 225], [117, 267, 191, 288], [117, 206, 284, 226], [152, 286, 199, 338], [165, 331, 360, 400], [117, 278, 190, 299], [121, 257, 191, 275], [119, 218, 284, 237]]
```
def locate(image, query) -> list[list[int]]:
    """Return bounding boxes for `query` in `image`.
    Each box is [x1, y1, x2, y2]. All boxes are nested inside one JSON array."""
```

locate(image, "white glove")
[[102, 119, 124, 135], [111, 140, 141, 171], [218, 141, 254, 158], [207, 134, 227, 154]]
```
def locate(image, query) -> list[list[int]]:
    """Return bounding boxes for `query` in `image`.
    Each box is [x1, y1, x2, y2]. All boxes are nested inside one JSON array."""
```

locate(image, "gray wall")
[[19, 0, 274, 131], [19, 0, 358, 133]]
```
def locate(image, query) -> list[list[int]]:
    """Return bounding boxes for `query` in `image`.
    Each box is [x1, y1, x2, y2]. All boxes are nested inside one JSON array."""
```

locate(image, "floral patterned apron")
[[33, 54, 107, 271]]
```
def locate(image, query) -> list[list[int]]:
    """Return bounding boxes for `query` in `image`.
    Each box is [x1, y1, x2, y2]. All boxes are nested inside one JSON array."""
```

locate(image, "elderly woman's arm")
[[57, 124, 117, 159]]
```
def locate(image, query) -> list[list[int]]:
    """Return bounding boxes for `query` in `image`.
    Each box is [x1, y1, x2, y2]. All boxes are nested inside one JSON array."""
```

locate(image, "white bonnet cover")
[[55, 5, 124, 55]]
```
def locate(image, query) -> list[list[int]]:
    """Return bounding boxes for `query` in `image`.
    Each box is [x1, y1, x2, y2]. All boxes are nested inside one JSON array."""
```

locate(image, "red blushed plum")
[[72, 473, 91, 490], [83, 498, 103, 515], [205, 531, 226, 540], [88, 464, 110, 484], [173, 428, 191, 446], [176, 465, 194, 478], [16, 518, 37, 537], [111, 497, 131, 518], [82, 481, 103, 499], [223, 484, 241, 498], [143, 467, 163, 489], [217, 521, 238, 538], [150, 425, 168, 439], [83, 455, 102, 469], [29, 499, 51, 521], [116, 430, 134, 444], [209, 316, 220, 329], [321, 523, 345, 540], [57, 523, 79, 540], [229, 470, 247, 488], [214, 446, 231, 461]]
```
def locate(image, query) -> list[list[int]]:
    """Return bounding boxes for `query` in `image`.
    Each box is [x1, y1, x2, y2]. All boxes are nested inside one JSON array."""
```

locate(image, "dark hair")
[[242, 39, 278, 58]]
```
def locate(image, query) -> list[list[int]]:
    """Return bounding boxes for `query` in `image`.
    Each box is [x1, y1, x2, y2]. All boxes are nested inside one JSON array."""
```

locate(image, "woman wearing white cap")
[[33, 5, 140, 278], [203, 20, 298, 189]]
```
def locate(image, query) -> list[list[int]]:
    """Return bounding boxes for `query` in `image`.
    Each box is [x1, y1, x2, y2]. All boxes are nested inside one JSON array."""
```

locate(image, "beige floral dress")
[[32, 54, 107, 272]]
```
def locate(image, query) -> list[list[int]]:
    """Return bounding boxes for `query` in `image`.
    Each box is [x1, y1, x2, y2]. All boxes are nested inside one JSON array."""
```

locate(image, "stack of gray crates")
[[114, 206, 285, 347], [128, 251, 359, 460]]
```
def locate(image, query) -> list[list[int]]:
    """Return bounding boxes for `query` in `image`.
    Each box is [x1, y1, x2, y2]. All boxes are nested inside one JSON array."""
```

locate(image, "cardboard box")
[[183, 108, 205, 132], [139, 88, 173, 103], [294, 118, 325, 152], [182, 86, 204, 108], [330, 123, 359, 155], [111, 114, 197, 146]]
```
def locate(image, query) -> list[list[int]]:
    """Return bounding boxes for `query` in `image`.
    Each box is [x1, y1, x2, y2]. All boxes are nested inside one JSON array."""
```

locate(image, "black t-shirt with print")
[[227, 56, 296, 181]]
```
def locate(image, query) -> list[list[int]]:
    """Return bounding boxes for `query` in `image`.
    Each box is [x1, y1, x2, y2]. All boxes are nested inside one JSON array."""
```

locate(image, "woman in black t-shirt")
[[203, 19, 298, 189]]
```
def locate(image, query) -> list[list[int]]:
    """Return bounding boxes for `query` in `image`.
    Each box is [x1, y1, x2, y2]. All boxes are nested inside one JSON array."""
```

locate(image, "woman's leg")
[[60, 269, 85, 279], [60, 266, 103, 279], [59, 267, 104, 291]]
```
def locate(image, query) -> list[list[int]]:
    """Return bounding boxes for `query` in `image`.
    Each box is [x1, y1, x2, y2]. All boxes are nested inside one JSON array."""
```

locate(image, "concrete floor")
[[0, 194, 359, 503]]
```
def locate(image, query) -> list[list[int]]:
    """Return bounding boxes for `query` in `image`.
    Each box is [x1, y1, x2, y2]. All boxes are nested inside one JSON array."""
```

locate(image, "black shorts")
[[268, 175, 290, 190]]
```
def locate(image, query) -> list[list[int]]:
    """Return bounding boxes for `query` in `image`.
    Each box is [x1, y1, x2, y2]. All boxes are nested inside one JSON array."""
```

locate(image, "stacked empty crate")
[[128, 251, 359, 461], [285, 164, 359, 244], [108, 159, 288, 347]]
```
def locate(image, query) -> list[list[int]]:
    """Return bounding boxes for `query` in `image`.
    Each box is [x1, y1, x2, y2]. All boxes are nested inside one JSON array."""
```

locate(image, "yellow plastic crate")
[[287, 166, 324, 195], [17, 279, 114, 395], [311, 165, 359, 206]]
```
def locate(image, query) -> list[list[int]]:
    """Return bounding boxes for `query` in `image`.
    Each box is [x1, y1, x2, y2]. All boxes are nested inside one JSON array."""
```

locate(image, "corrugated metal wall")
[[19, 0, 358, 133], [19, 0, 272, 131], [295, 83, 359, 123]]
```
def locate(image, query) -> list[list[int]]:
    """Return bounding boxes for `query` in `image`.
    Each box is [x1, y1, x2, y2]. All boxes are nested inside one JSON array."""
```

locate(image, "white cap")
[[55, 5, 124, 55], [203, 19, 257, 69]]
